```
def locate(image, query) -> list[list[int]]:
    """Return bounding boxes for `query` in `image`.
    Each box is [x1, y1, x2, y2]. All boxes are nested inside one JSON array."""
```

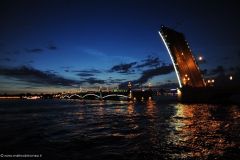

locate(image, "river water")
[[0, 99, 239, 159]]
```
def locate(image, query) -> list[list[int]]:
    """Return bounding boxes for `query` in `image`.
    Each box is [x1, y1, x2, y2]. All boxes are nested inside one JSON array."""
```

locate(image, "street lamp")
[[198, 56, 203, 61]]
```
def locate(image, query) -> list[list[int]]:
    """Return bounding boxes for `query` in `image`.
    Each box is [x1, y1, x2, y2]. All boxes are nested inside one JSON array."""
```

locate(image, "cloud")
[[109, 62, 137, 74], [135, 55, 161, 68], [108, 78, 126, 84], [108, 55, 164, 75], [77, 73, 94, 77], [72, 69, 102, 74], [135, 65, 174, 84], [0, 66, 79, 87], [45, 69, 58, 74], [61, 66, 73, 73], [81, 77, 105, 85], [0, 66, 105, 86], [47, 44, 57, 50], [25, 48, 43, 53], [118, 65, 174, 88]]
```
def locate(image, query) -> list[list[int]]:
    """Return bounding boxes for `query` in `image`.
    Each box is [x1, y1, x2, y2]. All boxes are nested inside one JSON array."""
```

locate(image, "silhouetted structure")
[[159, 26, 205, 88], [158, 26, 240, 103]]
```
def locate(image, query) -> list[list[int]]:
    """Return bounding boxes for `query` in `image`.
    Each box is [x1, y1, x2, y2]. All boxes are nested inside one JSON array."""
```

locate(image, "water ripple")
[[0, 99, 239, 159]]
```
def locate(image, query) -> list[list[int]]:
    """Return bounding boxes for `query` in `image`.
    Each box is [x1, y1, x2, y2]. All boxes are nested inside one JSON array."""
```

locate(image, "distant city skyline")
[[1, 0, 240, 93]]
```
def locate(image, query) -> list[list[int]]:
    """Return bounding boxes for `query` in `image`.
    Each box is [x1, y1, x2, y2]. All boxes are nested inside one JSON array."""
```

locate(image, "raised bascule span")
[[158, 26, 240, 103], [158, 25, 205, 88]]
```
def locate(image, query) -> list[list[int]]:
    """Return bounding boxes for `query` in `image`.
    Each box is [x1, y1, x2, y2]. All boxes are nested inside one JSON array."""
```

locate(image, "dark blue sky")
[[0, 0, 240, 93]]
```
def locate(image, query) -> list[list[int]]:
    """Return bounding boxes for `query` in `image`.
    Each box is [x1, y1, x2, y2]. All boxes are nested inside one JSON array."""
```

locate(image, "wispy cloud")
[[109, 62, 137, 74], [107, 78, 126, 84], [135, 65, 174, 84], [80, 77, 105, 85], [0, 66, 79, 86], [47, 44, 57, 50], [135, 55, 161, 69], [72, 69, 102, 74], [119, 65, 174, 87], [76, 73, 94, 77], [0, 65, 107, 87], [108, 55, 165, 75]]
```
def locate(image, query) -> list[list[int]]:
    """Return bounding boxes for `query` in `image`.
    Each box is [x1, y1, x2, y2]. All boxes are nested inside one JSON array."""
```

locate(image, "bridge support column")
[[99, 88, 103, 100]]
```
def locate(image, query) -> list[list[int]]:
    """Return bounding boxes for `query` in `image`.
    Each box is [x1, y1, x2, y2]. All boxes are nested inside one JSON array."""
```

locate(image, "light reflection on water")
[[0, 99, 239, 159], [169, 104, 239, 159]]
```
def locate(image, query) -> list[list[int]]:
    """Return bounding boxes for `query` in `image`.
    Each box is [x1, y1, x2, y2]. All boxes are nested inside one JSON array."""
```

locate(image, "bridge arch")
[[62, 95, 70, 99], [69, 94, 82, 99], [82, 94, 101, 99], [102, 94, 129, 100]]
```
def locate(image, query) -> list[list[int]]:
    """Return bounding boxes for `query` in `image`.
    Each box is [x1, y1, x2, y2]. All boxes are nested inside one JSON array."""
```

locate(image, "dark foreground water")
[[0, 99, 239, 160]]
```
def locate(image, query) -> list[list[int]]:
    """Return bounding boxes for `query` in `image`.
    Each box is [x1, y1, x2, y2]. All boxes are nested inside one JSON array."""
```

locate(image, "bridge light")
[[183, 78, 186, 85], [207, 80, 211, 83], [198, 56, 203, 61], [128, 81, 132, 88], [177, 88, 182, 98], [185, 74, 188, 77], [211, 79, 215, 83], [229, 76, 233, 80]]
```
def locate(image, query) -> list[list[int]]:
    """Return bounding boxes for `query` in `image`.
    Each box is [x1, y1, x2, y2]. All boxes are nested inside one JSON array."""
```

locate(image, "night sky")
[[0, 0, 240, 93]]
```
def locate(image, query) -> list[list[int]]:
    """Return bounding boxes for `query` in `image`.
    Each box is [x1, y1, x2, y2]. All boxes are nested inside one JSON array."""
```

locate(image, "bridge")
[[61, 93, 130, 100], [60, 89, 153, 101], [158, 26, 240, 103], [158, 26, 205, 88]]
